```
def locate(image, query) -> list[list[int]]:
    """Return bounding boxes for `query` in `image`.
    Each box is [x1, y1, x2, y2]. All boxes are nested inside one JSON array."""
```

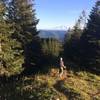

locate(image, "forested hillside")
[[0, 0, 100, 100], [39, 30, 66, 42]]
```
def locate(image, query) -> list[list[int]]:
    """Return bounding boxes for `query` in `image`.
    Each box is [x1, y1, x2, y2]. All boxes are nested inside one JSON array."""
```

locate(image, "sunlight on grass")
[[0, 69, 100, 100]]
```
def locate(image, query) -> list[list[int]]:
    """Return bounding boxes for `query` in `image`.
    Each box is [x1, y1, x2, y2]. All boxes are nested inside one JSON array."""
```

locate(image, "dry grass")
[[0, 68, 100, 100]]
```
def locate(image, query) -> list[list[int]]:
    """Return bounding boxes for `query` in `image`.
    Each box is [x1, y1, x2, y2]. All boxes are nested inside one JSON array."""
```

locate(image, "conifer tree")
[[8, 0, 41, 69], [0, 0, 24, 76], [80, 1, 100, 70], [64, 15, 83, 61], [8, 0, 39, 44], [41, 38, 61, 65], [64, 28, 73, 42]]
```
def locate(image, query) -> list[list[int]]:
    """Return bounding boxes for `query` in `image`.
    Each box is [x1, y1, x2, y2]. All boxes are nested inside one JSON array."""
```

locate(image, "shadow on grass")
[[53, 80, 84, 100], [0, 76, 61, 100], [65, 60, 100, 75], [0, 79, 27, 100]]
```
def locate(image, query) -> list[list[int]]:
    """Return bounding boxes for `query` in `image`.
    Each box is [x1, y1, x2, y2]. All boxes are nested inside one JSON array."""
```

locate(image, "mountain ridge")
[[38, 29, 66, 41]]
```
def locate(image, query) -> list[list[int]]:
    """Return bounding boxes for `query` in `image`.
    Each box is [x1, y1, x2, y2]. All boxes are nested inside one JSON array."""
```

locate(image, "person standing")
[[59, 57, 66, 78]]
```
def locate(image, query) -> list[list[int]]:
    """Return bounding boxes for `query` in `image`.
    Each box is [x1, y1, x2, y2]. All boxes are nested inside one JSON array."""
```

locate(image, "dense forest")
[[0, 0, 100, 100]]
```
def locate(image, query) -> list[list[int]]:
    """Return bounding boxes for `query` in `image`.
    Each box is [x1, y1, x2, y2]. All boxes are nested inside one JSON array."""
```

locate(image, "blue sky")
[[35, 0, 96, 30]]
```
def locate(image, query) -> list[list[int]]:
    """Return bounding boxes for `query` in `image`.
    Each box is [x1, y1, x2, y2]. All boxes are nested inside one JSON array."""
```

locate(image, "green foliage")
[[63, 11, 87, 64], [42, 38, 61, 57], [79, 1, 100, 70], [8, 0, 42, 70], [0, 0, 24, 76], [64, 14, 84, 62], [8, 0, 39, 44], [41, 38, 62, 66]]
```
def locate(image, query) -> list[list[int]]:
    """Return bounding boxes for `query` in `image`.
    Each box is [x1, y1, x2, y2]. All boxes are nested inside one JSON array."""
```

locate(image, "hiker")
[[59, 57, 66, 78]]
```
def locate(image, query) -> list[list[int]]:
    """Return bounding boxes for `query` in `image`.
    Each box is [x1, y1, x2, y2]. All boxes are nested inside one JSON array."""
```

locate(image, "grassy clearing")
[[0, 68, 100, 100]]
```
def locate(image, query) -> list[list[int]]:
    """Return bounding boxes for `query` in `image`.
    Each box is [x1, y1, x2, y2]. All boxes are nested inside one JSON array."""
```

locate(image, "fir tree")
[[8, 0, 39, 44], [80, 1, 100, 70], [64, 14, 84, 62], [0, 0, 24, 76], [8, 0, 41, 70], [41, 38, 61, 66]]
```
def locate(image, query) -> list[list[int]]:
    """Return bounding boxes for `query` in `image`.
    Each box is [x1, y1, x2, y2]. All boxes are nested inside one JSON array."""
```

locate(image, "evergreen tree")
[[64, 28, 73, 42], [41, 38, 61, 66], [8, 0, 41, 70], [64, 12, 85, 62], [8, 0, 39, 44], [79, 1, 100, 70], [64, 10, 87, 43], [0, 0, 24, 76]]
